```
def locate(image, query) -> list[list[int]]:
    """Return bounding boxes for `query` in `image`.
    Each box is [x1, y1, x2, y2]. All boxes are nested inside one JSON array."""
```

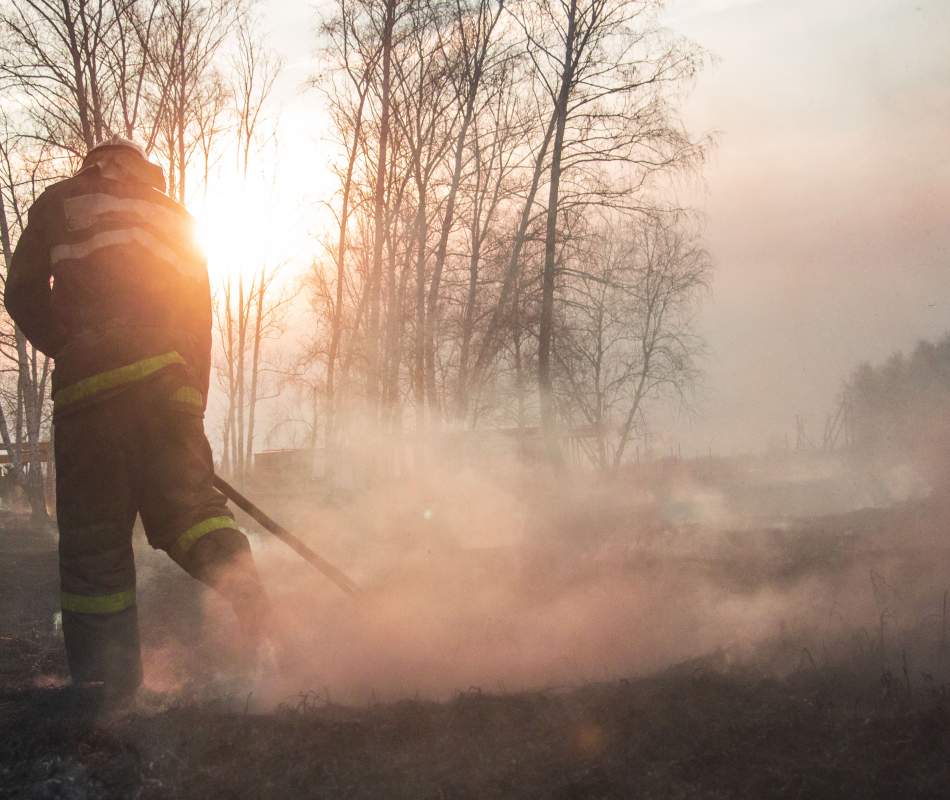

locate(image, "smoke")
[[134, 448, 950, 709]]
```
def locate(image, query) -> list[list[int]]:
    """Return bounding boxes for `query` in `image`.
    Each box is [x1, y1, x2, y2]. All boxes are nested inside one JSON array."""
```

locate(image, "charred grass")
[[3, 660, 950, 799]]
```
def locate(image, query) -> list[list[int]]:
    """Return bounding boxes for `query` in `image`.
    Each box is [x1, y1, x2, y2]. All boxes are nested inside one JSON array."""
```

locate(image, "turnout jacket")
[[4, 151, 211, 415]]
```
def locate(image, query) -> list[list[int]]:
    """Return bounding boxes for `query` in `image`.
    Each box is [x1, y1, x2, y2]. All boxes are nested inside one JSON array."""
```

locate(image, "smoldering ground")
[[128, 451, 950, 710]]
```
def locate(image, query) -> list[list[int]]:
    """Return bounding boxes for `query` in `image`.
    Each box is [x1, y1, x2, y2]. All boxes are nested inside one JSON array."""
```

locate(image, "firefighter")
[[4, 136, 270, 698]]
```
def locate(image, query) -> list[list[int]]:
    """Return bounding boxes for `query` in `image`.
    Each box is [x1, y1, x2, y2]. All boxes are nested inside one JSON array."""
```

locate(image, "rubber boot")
[[62, 606, 143, 702]]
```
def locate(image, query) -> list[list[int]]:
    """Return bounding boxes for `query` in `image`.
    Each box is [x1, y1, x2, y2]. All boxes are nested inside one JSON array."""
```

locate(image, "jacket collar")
[[77, 149, 167, 193]]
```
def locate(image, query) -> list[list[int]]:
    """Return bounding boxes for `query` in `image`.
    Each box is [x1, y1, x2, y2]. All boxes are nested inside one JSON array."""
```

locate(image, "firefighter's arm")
[[4, 194, 67, 357]]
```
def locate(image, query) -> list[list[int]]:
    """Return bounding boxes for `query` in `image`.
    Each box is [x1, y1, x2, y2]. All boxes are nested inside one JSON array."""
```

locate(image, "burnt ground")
[[4, 502, 950, 798]]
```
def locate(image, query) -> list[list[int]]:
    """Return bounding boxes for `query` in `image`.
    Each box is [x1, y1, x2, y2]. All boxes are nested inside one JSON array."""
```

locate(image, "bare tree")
[[422, 0, 506, 419], [452, 54, 530, 421], [512, 0, 704, 455], [151, 0, 235, 202], [302, 0, 711, 478], [0, 120, 53, 519], [0, 0, 112, 155], [556, 215, 709, 469], [194, 71, 230, 189], [362, 0, 399, 412], [0, 0, 180, 162], [214, 14, 285, 483], [317, 2, 383, 451]]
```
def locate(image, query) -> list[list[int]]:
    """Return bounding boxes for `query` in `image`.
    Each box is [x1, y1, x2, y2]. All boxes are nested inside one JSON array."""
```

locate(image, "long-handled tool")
[[213, 474, 359, 596]]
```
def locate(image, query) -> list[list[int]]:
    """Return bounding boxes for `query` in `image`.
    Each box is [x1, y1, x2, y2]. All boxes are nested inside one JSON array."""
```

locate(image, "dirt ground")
[[3, 496, 950, 798]]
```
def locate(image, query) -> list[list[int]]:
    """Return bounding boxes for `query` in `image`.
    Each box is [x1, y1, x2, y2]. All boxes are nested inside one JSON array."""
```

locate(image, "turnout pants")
[[54, 368, 266, 694]]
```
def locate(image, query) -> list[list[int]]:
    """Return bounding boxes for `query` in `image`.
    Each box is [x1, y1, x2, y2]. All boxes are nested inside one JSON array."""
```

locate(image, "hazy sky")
[[662, 0, 950, 453], [253, 0, 950, 454]]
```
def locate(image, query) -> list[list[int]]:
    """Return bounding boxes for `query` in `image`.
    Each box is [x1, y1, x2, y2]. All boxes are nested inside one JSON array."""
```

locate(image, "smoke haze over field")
[[131, 458, 950, 707]]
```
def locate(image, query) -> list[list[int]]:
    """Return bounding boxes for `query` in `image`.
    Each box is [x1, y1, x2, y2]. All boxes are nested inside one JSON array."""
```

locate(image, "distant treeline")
[[846, 332, 950, 482]]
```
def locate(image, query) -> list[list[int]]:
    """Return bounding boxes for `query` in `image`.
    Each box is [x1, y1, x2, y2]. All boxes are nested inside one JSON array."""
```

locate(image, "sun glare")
[[191, 169, 320, 287], [193, 176, 279, 284], [189, 108, 341, 289]]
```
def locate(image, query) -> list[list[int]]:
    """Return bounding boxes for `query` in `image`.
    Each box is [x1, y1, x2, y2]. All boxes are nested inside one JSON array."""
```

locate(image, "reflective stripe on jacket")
[[53, 350, 185, 412]]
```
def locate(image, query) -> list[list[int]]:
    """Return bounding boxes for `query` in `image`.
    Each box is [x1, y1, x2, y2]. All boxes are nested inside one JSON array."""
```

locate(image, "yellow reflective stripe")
[[62, 589, 135, 614], [174, 516, 235, 556], [54, 351, 185, 409], [171, 386, 203, 408]]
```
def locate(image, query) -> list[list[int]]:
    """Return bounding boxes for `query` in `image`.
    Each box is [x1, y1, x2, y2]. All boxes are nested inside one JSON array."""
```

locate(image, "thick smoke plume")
[[134, 448, 950, 709]]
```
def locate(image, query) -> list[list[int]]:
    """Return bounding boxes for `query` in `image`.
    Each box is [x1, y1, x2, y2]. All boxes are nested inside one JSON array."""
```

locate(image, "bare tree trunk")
[[1, 187, 47, 519], [176, 18, 187, 203], [455, 190, 482, 420], [470, 111, 557, 389], [365, 0, 396, 414], [235, 276, 247, 481], [1, 196, 27, 506], [310, 384, 319, 452], [78, 5, 105, 142], [382, 228, 409, 428], [613, 365, 650, 470], [537, 0, 578, 461], [453, 98, 511, 419], [326, 83, 370, 450], [220, 281, 236, 474], [244, 273, 266, 474], [12, 331, 47, 520], [61, 0, 95, 149], [424, 0, 502, 415], [512, 263, 526, 429], [412, 178, 427, 430], [593, 296, 608, 470], [25, 344, 48, 520]]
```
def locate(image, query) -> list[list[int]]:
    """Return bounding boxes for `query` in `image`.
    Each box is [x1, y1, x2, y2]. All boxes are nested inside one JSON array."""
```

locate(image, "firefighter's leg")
[[54, 402, 141, 695], [136, 380, 270, 641], [174, 526, 270, 642]]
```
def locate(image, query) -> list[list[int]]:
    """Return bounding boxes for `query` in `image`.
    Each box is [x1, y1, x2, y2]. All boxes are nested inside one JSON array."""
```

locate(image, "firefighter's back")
[[8, 141, 212, 416]]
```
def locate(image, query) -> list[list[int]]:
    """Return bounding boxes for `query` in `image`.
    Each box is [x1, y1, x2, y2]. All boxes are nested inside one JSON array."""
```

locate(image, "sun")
[[191, 173, 328, 290], [187, 120, 344, 291], [191, 174, 281, 285]]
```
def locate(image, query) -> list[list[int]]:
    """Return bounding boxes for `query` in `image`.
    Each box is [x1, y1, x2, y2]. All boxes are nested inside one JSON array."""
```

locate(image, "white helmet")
[[81, 134, 164, 191], [87, 135, 148, 161]]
